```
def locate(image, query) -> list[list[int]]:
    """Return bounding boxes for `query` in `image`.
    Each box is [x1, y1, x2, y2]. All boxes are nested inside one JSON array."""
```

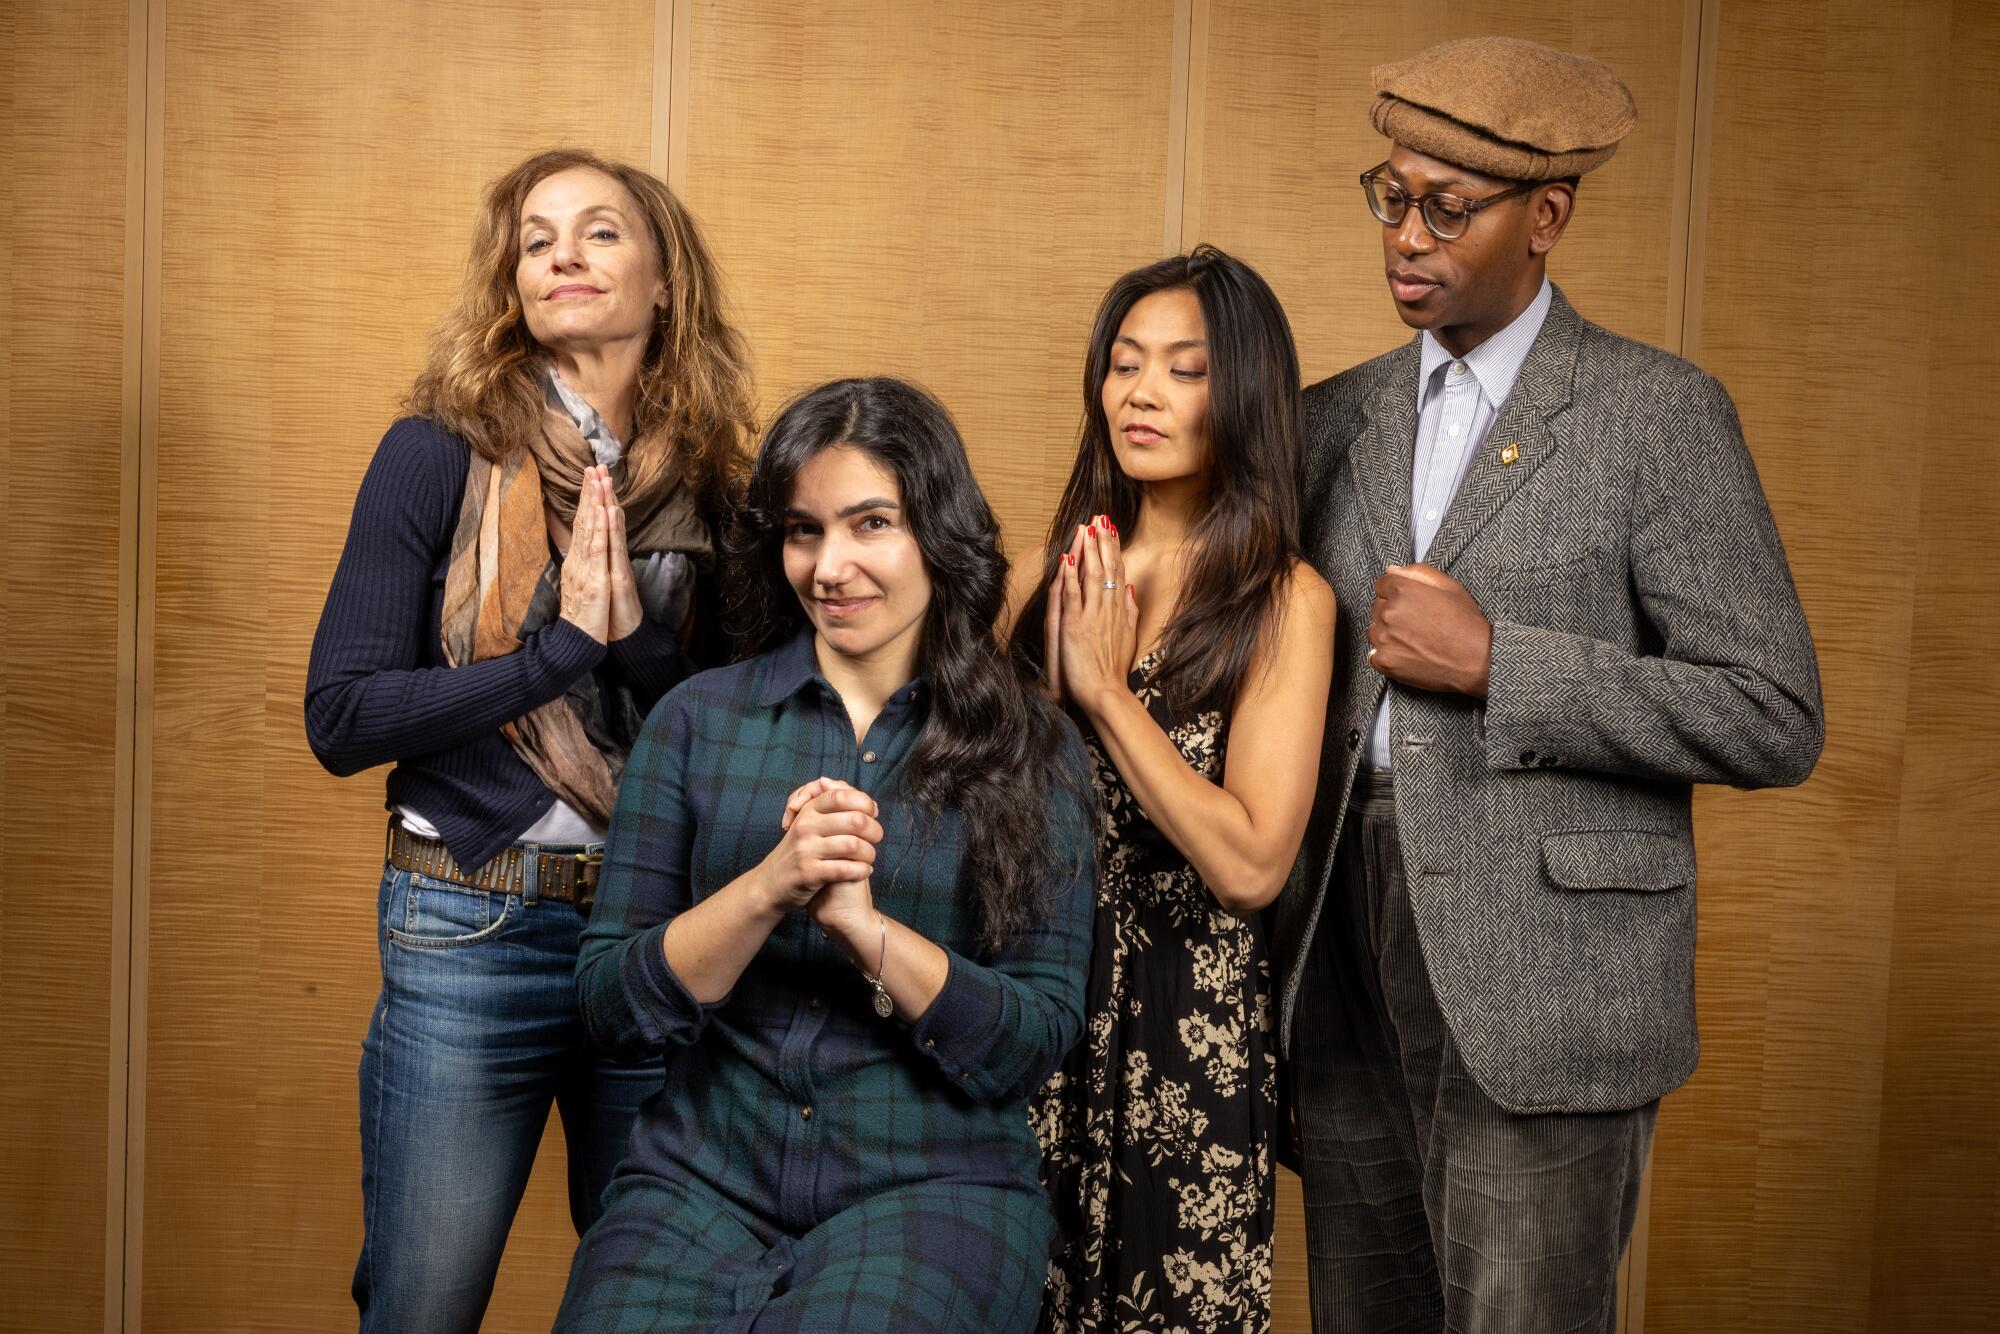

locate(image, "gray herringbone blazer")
[[1276, 287, 1823, 1115]]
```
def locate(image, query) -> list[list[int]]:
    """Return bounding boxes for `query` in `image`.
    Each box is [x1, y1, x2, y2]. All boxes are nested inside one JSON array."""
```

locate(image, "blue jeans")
[[354, 850, 661, 1334]]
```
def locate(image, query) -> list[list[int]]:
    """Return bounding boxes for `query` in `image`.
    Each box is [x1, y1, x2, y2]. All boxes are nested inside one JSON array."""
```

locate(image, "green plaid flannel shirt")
[[577, 630, 1095, 1233]]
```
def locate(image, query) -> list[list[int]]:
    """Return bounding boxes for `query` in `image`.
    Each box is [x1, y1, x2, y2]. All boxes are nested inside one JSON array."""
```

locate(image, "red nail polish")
[[1088, 525, 1097, 537], [1108, 521, 1118, 534]]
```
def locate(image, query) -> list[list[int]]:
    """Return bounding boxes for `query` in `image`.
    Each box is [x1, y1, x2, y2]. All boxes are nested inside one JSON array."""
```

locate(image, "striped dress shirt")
[[1367, 279, 1554, 770]]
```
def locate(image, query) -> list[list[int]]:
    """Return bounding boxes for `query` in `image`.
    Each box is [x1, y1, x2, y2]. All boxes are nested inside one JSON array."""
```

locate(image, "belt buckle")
[[573, 848, 602, 910]]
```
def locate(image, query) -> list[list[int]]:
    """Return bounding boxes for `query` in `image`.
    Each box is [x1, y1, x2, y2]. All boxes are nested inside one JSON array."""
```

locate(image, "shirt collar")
[[757, 627, 825, 706], [754, 626, 929, 710], [1417, 278, 1554, 412]]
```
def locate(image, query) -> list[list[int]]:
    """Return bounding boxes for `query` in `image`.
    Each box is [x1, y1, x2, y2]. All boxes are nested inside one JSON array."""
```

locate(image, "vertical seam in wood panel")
[[1679, 0, 1721, 367], [1663, 0, 1704, 357], [1623, 16, 1714, 1331], [1178, 0, 1209, 250], [1163, 0, 1192, 255], [650, 0, 675, 185], [107, 0, 148, 1321], [118, 0, 166, 1327], [649, 0, 672, 182], [666, 0, 692, 193]]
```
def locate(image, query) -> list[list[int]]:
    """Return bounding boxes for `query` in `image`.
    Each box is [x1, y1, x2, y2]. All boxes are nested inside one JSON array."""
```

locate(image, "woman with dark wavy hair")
[[1008, 246, 1337, 1332], [556, 377, 1095, 1332], [305, 148, 753, 1332]]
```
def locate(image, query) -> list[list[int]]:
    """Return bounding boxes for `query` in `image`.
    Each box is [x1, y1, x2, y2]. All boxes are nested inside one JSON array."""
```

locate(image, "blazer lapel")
[[1345, 338, 1422, 568], [1421, 290, 1581, 575]]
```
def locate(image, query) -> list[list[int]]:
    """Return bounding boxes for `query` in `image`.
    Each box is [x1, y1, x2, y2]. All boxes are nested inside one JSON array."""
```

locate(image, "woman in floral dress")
[[1007, 247, 1337, 1332]]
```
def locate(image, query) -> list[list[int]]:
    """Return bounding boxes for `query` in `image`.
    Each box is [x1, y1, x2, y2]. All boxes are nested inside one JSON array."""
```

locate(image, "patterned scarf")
[[439, 385, 711, 825]]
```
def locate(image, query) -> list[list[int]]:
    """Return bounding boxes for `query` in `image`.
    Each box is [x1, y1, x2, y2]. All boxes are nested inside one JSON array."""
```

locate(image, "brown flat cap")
[[1371, 36, 1637, 181]]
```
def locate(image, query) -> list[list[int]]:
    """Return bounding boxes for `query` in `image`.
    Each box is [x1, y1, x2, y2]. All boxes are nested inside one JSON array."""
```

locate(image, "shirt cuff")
[[607, 613, 678, 670], [907, 950, 1004, 1087], [536, 616, 609, 681], [619, 921, 725, 1043], [1484, 619, 1592, 770]]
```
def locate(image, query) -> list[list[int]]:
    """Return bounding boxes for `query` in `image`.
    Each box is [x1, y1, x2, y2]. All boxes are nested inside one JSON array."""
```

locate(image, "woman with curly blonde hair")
[[306, 148, 755, 1334]]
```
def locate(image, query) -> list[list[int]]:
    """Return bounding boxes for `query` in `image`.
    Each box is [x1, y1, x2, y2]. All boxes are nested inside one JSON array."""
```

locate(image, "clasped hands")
[[1040, 516, 1140, 716], [1366, 563, 1493, 697], [557, 465, 646, 645], [749, 777, 885, 944]]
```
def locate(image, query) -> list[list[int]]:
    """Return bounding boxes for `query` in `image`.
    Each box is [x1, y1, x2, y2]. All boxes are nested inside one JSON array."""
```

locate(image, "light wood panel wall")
[[9, 1, 1999, 1331], [1867, 11, 2000, 1327], [136, 2, 654, 1329], [676, 0, 1179, 555], [0, 1, 131, 1328], [1646, 3, 1999, 1331]]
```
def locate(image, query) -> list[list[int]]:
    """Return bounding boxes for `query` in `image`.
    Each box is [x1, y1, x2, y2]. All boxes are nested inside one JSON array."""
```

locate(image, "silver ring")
[[1102, 580, 1118, 591]]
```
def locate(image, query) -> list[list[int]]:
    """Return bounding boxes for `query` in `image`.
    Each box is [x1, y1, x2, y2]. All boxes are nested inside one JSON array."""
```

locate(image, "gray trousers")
[[1290, 772, 1656, 1334]]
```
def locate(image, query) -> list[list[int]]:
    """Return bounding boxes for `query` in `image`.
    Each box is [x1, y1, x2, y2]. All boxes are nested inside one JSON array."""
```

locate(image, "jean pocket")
[[385, 871, 516, 949]]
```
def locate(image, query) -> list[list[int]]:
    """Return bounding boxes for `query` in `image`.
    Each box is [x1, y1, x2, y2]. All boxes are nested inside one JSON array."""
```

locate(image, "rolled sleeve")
[[908, 952, 1015, 1095], [576, 687, 713, 1061], [609, 920, 727, 1054]]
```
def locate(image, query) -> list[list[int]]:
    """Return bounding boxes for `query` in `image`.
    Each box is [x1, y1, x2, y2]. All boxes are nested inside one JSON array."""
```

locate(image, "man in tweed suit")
[[1277, 37, 1824, 1333]]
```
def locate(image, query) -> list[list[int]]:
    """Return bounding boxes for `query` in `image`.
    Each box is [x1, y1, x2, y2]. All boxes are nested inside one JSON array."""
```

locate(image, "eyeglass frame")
[[1358, 162, 1539, 241]]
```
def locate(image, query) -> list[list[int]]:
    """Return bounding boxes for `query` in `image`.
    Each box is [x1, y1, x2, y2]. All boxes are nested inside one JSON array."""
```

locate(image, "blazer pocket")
[[1470, 552, 1604, 638], [1541, 829, 1692, 893]]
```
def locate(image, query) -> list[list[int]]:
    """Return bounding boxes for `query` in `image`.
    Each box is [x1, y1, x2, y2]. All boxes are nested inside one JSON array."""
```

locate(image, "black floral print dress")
[[1034, 652, 1276, 1333]]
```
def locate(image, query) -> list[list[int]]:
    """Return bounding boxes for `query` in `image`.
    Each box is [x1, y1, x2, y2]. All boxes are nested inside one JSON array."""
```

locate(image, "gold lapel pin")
[[1499, 442, 1520, 465]]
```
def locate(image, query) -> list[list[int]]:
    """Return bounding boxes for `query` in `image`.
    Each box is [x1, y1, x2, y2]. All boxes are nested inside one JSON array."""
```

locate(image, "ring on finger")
[[1103, 580, 1118, 591]]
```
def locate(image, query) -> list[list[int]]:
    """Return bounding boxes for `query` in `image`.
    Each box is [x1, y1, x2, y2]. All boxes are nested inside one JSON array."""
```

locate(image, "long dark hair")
[[728, 377, 1079, 950], [1014, 245, 1303, 715]]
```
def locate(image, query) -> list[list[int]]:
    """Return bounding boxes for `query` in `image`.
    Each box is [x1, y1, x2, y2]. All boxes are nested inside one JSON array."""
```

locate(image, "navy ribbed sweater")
[[306, 418, 698, 873]]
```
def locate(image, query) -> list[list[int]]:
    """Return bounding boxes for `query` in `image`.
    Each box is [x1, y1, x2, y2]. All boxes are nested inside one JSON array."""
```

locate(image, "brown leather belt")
[[385, 823, 600, 909]]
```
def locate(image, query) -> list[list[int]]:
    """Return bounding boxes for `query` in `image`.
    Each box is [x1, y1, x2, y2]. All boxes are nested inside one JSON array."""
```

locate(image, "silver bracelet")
[[863, 913, 892, 1018]]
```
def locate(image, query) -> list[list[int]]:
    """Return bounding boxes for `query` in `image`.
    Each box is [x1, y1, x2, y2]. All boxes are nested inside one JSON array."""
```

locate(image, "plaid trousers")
[[554, 1169, 1054, 1332]]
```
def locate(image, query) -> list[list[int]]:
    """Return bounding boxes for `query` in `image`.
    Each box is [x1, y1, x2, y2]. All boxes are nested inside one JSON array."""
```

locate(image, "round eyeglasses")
[[1359, 163, 1535, 241]]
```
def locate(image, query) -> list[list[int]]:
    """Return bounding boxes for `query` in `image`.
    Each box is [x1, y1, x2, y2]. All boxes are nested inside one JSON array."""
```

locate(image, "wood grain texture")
[[7, 3, 1988, 1331], [1187, 0, 1697, 387], [676, 0, 1178, 561], [1864, 10, 2000, 1328], [139, 3, 652, 1328], [0, 1, 129, 1328], [1642, 2, 1991, 1329]]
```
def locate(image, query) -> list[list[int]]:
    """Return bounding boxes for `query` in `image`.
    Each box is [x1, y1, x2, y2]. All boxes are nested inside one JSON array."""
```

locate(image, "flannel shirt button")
[[800, 1105, 812, 1120], [862, 750, 877, 763], [924, 1039, 934, 1049]]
